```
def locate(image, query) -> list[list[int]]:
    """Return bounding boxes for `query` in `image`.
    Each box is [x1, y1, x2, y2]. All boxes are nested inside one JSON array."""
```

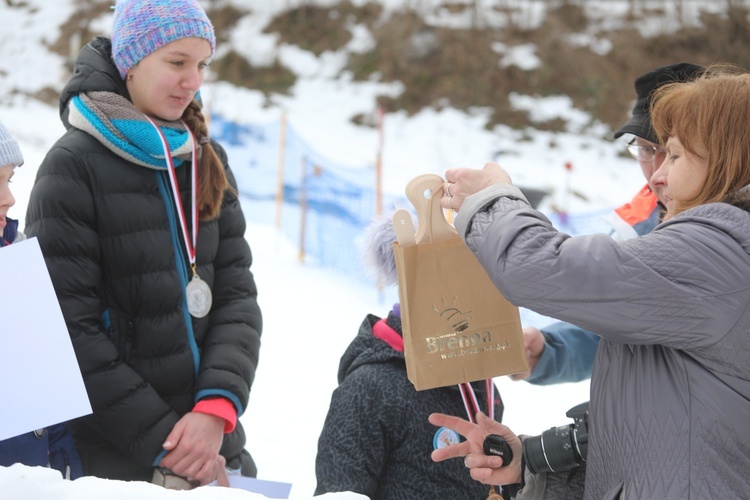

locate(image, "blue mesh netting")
[[211, 113, 616, 292]]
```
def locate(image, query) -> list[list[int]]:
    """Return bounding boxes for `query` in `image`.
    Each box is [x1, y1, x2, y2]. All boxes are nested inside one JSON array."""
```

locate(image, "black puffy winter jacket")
[[25, 37, 262, 481]]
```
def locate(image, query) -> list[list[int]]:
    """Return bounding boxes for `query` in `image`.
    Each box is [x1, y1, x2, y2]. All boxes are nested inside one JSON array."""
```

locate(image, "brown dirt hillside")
[[48, 0, 750, 136]]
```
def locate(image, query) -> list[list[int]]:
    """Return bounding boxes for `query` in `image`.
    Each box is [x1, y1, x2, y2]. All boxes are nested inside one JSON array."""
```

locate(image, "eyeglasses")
[[627, 140, 666, 163]]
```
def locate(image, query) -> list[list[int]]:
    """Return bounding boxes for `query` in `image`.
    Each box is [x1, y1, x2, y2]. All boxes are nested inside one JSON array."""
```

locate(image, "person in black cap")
[[612, 62, 706, 218], [512, 62, 706, 387]]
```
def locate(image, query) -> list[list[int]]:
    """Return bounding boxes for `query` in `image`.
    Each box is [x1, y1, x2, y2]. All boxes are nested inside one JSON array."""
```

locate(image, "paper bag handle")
[[405, 174, 458, 244], [393, 209, 417, 246]]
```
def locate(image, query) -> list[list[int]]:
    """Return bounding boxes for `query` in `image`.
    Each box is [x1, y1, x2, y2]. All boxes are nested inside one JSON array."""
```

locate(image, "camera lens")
[[523, 424, 584, 474], [522, 401, 589, 475]]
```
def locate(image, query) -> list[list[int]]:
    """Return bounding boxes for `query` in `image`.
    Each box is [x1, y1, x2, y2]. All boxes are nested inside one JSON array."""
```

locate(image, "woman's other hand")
[[510, 326, 547, 380], [429, 411, 522, 486]]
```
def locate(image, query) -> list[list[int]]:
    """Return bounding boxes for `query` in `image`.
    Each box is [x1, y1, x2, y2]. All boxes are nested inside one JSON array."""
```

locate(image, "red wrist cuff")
[[193, 398, 237, 434]]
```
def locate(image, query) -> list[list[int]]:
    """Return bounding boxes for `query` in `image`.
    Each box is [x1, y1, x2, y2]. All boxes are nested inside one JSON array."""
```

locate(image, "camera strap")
[[458, 379, 495, 423]]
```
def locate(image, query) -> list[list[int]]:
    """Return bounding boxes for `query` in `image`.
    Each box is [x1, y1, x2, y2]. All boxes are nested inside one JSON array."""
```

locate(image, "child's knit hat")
[[111, 0, 216, 79], [362, 210, 418, 287], [0, 121, 23, 168]]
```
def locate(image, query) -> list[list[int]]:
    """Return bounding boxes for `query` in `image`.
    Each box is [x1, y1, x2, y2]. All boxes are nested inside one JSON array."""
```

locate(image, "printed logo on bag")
[[427, 299, 509, 358]]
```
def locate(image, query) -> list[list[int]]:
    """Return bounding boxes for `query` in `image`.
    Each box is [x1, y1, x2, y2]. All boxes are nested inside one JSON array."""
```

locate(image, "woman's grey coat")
[[455, 183, 750, 500]]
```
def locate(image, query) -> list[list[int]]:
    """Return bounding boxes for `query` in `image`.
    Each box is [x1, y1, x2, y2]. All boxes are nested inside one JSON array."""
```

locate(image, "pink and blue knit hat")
[[111, 0, 216, 80]]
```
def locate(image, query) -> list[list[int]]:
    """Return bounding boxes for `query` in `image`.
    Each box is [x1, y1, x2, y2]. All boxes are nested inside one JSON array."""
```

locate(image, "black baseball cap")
[[614, 62, 706, 144]]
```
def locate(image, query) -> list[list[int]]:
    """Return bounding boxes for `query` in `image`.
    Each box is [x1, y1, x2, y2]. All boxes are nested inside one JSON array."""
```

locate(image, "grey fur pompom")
[[360, 210, 417, 286]]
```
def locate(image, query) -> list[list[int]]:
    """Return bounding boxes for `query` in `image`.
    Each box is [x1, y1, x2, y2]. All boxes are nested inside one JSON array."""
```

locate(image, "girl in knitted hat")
[[0, 120, 83, 479], [25, 0, 262, 488], [0, 120, 24, 247]]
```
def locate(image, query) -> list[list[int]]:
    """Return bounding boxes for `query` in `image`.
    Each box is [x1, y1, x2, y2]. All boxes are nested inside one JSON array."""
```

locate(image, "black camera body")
[[522, 401, 589, 474]]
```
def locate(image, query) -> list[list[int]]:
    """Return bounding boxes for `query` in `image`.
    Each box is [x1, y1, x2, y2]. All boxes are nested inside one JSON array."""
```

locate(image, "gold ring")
[[446, 182, 453, 197]]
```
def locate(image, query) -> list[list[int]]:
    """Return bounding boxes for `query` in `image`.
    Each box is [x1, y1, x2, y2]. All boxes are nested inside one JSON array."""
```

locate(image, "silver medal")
[[186, 275, 212, 318]]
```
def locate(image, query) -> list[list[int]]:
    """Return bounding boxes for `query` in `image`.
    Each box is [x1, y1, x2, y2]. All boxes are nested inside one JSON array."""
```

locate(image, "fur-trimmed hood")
[[724, 184, 750, 212]]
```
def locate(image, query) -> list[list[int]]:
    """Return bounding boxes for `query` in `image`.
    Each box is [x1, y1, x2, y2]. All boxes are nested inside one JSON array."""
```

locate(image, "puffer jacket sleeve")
[[25, 142, 181, 466], [194, 142, 262, 415], [454, 184, 750, 351]]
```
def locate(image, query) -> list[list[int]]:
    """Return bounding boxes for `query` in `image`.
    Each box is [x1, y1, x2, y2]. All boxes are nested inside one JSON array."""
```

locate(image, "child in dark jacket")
[[315, 213, 505, 499], [0, 120, 82, 479]]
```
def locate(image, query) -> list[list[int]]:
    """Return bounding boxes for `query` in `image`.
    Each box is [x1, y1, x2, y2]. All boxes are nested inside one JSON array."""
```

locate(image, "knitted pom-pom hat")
[[361, 210, 417, 287], [0, 120, 23, 168], [111, 0, 216, 79]]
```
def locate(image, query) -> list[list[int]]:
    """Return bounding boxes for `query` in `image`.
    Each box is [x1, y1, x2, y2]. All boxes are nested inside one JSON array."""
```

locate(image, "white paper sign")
[[0, 237, 91, 441], [209, 476, 293, 498]]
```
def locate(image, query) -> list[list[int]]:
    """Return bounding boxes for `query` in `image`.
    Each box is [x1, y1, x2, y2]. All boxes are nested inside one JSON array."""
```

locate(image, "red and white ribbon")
[[145, 116, 199, 272], [459, 379, 495, 424]]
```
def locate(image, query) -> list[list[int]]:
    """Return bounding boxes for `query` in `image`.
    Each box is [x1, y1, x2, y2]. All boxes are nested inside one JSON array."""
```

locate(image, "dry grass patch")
[[207, 4, 249, 46], [265, 1, 383, 56], [213, 50, 296, 95]]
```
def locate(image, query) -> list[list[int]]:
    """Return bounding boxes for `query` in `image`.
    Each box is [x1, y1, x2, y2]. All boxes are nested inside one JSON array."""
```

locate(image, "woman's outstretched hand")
[[442, 162, 513, 212]]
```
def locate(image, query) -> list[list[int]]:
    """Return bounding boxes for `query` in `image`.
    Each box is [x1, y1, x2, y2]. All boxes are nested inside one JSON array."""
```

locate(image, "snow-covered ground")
[[0, 1, 661, 498]]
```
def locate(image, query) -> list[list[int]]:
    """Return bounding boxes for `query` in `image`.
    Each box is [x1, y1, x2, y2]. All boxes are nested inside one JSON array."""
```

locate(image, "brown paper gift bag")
[[392, 174, 527, 391]]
